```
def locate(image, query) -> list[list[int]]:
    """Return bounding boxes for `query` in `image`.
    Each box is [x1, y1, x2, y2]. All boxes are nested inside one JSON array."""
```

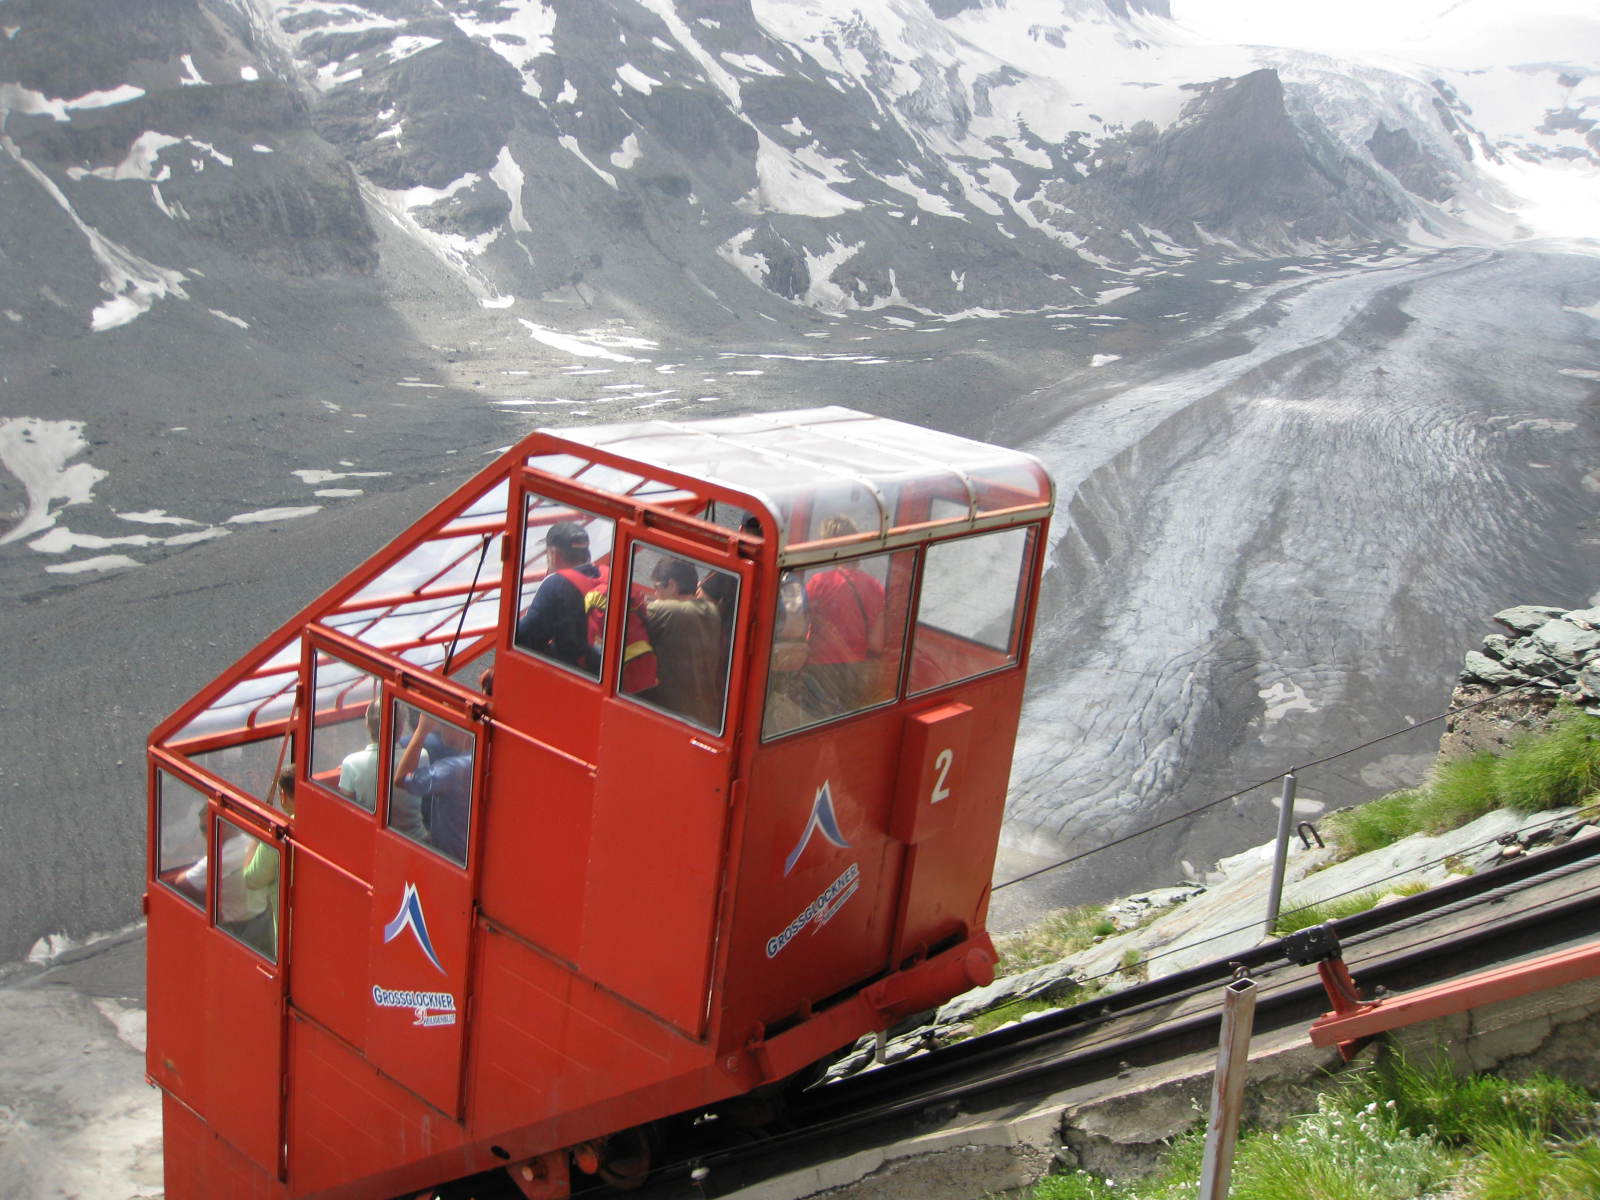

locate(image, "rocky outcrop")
[[1439, 604, 1600, 761], [1040, 69, 1407, 257]]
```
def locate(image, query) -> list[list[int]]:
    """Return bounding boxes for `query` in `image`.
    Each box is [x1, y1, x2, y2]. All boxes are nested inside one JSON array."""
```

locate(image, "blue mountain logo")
[[382, 881, 444, 974], [783, 780, 852, 876]]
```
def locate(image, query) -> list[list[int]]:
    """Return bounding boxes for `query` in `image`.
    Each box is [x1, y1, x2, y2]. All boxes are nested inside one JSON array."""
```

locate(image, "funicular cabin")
[[146, 407, 1055, 1199]]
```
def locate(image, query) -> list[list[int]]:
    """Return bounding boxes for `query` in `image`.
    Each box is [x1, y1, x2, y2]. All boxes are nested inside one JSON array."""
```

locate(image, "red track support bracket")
[[1309, 938, 1600, 1052]]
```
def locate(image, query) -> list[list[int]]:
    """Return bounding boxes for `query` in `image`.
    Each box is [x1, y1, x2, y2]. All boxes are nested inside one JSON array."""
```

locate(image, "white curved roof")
[[546, 406, 1054, 564]]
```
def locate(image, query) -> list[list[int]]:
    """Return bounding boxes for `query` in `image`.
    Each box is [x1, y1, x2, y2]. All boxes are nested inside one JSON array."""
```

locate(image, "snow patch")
[[1260, 680, 1317, 722], [616, 63, 662, 94], [722, 52, 784, 76], [558, 135, 618, 189], [880, 172, 964, 219], [803, 235, 864, 310], [611, 132, 641, 170], [116, 510, 198, 526], [742, 132, 860, 218], [226, 507, 322, 524], [66, 85, 146, 111], [519, 321, 653, 363], [490, 145, 530, 233], [45, 554, 140, 575], [0, 418, 106, 545], [385, 35, 440, 64]]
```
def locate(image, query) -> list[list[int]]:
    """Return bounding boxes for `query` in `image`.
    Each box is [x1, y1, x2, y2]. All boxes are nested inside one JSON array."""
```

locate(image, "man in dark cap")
[[515, 521, 603, 674]]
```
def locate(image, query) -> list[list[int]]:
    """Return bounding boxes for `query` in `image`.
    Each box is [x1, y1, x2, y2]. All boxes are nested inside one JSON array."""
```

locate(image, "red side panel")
[[285, 1014, 469, 1199], [578, 701, 730, 1037], [204, 936, 285, 1174], [287, 849, 372, 1055], [147, 887, 210, 1109], [162, 1092, 283, 1200], [479, 730, 595, 966], [727, 717, 904, 1032], [888, 680, 1023, 945], [367, 857, 473, 1117], [148, 884, 284, 1180], [468, 924, 719, 1148]]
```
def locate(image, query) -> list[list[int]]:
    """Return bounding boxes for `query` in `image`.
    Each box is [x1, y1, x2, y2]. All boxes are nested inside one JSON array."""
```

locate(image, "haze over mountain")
[[1, 0, 1597, 956]]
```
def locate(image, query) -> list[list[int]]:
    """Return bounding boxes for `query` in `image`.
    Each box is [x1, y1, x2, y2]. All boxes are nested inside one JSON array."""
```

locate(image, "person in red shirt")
[[802, 515, 886, 716]]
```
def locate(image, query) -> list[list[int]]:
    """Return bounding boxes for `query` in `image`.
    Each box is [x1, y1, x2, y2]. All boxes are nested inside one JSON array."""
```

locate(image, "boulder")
[[1532, 619, 1600, 666], [1563, 607, 1600, 631], [1461, 649, 1529, 687], [1494, 605, 1567, 635]]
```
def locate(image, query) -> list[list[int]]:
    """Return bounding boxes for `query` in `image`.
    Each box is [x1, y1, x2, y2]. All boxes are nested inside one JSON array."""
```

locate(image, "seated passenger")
[[182, 809, 270, 936], [643, 557, 724, 730], [698, 571, 738, 683], [394, 712, 473, 865], [340, 701, 429, 839], [802, 515, 886, 715], [514, 522, 605, 674], [515, 521, 657, 690], [241, 768, 294, 956]]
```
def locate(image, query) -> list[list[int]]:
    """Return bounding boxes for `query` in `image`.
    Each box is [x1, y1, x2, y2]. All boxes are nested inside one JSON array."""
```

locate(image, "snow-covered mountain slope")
[[0, 0, 1597, 957]]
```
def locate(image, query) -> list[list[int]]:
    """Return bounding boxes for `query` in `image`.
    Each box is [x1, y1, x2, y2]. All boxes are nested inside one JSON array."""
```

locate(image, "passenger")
[[339, 701, 429, 839], [644, 557, 724, 729], [394, 712, 473, 865], [801, 515, 886, 715], [514, 521, 657, 690], [241, 768, 294, 956], [181, 808, 271, 935], [698, 570, 738, 683]]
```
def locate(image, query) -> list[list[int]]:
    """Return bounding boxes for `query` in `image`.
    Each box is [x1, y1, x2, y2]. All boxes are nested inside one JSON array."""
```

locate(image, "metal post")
[[1263, 771, 1298, 937], [1199, 974, 1259, 1200]]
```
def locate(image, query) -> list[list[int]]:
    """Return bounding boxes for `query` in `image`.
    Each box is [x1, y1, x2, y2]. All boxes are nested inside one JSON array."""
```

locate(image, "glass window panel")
[[512, 494, 615, 680], [156, 772, 210, 911], [909, 527, 1033, 695], [310, 656, 382, 812], [621, 543, 737, 735], [764, 548, 914, 739], [219, 822, 280, 963], [188, 736, 295, 815], [388, 700, 475, 867]]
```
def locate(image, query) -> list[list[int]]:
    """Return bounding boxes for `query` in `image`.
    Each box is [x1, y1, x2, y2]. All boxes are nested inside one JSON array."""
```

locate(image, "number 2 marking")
[[931, 749, 953, 804]]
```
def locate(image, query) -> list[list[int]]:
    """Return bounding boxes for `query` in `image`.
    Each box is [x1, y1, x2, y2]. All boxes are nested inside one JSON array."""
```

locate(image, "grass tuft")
[[994, 904, 1113, 975], [1417, 751, 1501, 831], [1272, 881, 1425, 936], [1493, 709, 1600, 813], [1324, 788, 1422, 859], [1373, 1054, 1595, 1145]]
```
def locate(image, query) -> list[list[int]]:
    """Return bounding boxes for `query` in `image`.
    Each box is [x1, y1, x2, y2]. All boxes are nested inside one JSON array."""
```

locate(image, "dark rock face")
[[1367, 123, 1455, 203], [1044, 69, 1404, 255]]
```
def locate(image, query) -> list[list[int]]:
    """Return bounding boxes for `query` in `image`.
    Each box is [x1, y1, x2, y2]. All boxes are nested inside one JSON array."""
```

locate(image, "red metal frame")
[[1309, 939, 1600, 1056]]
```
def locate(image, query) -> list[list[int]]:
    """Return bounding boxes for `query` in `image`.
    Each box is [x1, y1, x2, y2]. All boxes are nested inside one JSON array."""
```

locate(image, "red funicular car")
[[146, 406, 1055, 1198]]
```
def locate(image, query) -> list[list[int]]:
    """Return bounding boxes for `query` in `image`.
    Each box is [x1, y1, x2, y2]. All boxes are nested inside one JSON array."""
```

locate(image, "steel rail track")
[[624, 830, 1600, 1200]]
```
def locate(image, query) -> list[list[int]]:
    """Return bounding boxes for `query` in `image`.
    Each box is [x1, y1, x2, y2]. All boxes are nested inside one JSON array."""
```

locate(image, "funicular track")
[[625, 831, 1600, 1200]]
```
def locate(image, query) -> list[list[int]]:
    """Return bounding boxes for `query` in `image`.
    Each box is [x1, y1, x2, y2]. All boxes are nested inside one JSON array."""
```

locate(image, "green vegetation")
[[966, 989, 1104, 1037], [1272, 880, 1426, 936], [1118, 947, 1147, 983], [994, 904, 1117, 975], [1028, 1055, 1600, 1200], [1325, 706, 1600, 861], [1326, 788, 1425, 858], [1415, 751, 1502, 831]]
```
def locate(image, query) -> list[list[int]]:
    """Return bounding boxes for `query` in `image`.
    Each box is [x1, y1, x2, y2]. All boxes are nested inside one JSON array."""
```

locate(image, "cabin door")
[[365, 683, 486, 1118]]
